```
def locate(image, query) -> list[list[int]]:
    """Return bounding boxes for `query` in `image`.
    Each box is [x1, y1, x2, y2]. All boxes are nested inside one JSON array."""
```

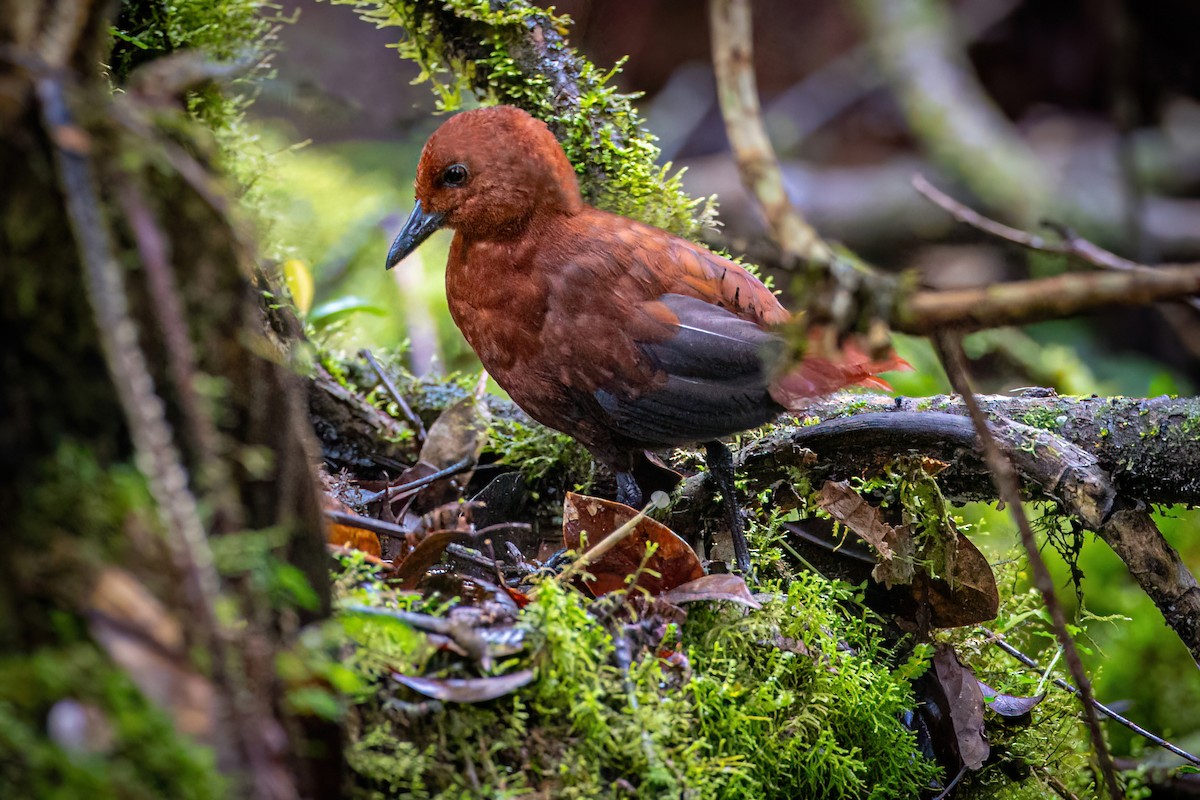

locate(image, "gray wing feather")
[[595, 294, 784, 446]]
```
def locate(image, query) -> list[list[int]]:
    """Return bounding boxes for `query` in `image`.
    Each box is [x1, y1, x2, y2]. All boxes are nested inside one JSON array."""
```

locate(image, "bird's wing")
[[623, 224, 792, 327], [592, 293, 785, 447]]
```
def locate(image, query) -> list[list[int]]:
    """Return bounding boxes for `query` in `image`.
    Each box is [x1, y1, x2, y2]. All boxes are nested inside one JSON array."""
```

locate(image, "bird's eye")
[[441, 163, 469, 187]]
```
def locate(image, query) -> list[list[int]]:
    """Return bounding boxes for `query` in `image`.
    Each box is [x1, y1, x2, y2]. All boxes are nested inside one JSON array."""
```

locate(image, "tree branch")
[[935, 333, 1120, 799], [708, 0, 831, 265], [668, 394, 1200, 665]]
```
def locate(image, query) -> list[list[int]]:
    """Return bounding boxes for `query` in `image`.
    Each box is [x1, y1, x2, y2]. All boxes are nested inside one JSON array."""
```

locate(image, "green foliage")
[[337, 556, 940, 799], [0, 644, 224, 800], [682, 576, 940, 798], [486, 416, 594, 490], [336, 0, 717, 240], [109, 0, 277, 128]]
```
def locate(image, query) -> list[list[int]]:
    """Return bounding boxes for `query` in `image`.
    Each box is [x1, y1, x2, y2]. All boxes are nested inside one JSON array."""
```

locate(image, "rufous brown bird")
[[386, 105, 904, 573]]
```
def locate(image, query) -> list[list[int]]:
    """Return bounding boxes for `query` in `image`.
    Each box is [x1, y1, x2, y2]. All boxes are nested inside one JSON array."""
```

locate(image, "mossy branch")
[[340, 0, 715, 239]]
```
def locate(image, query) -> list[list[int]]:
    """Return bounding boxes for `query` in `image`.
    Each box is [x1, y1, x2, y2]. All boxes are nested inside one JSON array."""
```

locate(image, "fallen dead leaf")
[[660, 574, 761, 609], [562, 492, 703, 596], [915, 645, 989, 772], [818, 480, 915, 587], [393, 669, 534, 703]]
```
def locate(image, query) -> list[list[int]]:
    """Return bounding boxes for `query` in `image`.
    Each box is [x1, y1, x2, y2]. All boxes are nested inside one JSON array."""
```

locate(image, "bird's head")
[[386, 105, 583, 269]]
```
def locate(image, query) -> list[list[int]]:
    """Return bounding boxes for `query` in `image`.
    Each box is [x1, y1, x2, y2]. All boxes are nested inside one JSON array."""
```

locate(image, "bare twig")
[[354, 456, 475, 506], [900, 261, 1200, 334], [935, 334, 1121, 799], [983, 628, 1200, 767], [361, 348, 427, 445], [913, 174, 1200, 313], [708, 0, 832, 266], [325, 510, 411, 542]]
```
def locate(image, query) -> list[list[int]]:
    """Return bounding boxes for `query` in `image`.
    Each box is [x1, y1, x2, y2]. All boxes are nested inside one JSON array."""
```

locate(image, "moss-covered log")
[[772, 392, 1200, 506]]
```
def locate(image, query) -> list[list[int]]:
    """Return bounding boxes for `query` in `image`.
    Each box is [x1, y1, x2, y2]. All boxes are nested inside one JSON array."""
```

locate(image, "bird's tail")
[[768, 340, 911, 408]]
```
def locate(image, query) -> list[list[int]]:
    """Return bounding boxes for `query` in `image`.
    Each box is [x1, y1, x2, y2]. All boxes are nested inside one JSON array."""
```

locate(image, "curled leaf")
[[978, 682, 1045, 718], [393, 669, 534, 703], [660, 574, 761, 609], [818, 480, 915, 587]]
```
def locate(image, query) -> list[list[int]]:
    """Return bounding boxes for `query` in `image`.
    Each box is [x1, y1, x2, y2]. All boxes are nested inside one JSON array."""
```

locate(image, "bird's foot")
[[705, 440, 751, 576]]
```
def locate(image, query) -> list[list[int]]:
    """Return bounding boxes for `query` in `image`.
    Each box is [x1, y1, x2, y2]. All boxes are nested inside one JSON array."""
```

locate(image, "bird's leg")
[[615, 471, 643, 508], [704, 440, 751, 575]]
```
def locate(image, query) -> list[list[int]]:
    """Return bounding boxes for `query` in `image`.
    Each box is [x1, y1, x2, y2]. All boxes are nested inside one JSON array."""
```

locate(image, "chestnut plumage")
[[387, 105, 905, 572]]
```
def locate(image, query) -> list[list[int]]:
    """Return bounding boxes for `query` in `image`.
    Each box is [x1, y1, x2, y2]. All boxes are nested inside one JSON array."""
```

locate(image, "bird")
[[386, 105, 905, 574]]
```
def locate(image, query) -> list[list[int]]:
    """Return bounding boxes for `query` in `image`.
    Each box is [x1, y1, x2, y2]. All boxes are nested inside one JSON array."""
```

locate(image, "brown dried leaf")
[[393, 530, 459, 590], [817, 480, 915, 586], [420, 395, 490, 470], [660, 574, 761, 609], [818, 481, 895, 558], [921, 532, 999, 628], [393, 668, 534, 703], [916, 645, 989, 772], [326, 522, 382, 558], [562, 492, 703, 596]]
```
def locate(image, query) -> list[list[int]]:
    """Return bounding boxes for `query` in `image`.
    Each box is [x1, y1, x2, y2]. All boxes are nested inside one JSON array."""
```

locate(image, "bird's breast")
[[444, 237, 552, 378]]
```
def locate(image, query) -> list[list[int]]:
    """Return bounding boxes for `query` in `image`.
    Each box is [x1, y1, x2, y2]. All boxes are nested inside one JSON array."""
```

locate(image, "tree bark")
[[1, 2, 339, 796]]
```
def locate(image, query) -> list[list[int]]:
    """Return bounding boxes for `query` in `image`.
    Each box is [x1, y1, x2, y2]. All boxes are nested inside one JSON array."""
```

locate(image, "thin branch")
[[899, 261, 1200, 334], [325, 510, 411, 542], [354, 456, 475, 506], [913, 174, 1200, 313], [708, 0, 832, 266], [935, 334, 1121, 799], [983, 628, 1200, 767], [361, 348, 427, 446]]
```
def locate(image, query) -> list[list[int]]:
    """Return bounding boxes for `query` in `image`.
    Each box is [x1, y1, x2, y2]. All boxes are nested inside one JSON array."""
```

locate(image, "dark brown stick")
[[912, 174, 1200, 313], [900, 263, 1200, 334]]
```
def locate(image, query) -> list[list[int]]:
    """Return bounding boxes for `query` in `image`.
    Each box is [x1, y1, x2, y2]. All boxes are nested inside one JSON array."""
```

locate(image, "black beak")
[[385, 200, 445, 269]]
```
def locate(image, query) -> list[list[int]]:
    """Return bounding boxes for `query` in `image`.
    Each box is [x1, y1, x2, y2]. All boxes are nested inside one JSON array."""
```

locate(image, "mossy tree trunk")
[[1, 1, 340, 796]]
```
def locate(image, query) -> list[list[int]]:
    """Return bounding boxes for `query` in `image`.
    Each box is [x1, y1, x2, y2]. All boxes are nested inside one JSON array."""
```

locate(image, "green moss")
[[485, 416, 595, 492], [337, 0, 716, 240], [339, 565, 939, 799], [1018, 407, 1063, 432], [0, 644, 224, 800]]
